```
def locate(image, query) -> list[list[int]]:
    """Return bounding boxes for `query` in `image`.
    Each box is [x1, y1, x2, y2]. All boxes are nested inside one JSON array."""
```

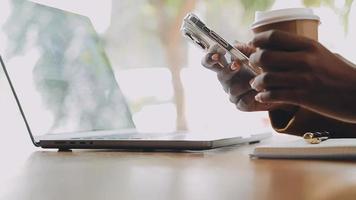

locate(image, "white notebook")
[[251, 139, 356, 159]]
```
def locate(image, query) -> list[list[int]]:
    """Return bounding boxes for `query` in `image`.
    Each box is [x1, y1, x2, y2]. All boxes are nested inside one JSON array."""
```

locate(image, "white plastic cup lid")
[[251, 8, 320, 29]]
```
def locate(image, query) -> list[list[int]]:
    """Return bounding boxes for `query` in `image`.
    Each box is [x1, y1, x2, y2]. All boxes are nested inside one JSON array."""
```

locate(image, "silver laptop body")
[[0, 1, 270, 150]]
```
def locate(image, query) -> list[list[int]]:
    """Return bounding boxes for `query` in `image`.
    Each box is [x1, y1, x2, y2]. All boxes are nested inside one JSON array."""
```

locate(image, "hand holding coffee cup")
[[249, 9, 356, 123], [248, 8, 320, 73]]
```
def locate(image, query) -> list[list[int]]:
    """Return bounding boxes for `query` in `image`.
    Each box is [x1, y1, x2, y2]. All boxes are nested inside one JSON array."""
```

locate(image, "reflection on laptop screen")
[[0, 0, 135, 137]]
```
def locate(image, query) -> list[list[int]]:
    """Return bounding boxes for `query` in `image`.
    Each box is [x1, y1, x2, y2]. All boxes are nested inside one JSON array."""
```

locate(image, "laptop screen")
[[0, 0, 135, 138]]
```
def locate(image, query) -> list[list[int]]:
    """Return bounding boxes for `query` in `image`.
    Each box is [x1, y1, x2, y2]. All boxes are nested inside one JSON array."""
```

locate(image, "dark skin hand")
[[201, 43, 290, 112], [249, 30, 356, 123]]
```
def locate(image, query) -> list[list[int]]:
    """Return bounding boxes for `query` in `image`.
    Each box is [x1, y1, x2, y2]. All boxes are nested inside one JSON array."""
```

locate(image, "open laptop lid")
[[0, 0, 135, 145]]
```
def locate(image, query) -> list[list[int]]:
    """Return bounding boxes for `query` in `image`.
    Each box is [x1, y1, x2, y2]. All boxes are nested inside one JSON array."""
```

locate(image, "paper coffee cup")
[[251, 8, 320, 40]]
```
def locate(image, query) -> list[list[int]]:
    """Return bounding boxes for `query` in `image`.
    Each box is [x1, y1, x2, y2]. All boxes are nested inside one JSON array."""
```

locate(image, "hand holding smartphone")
[[180, 13, 261, 75]]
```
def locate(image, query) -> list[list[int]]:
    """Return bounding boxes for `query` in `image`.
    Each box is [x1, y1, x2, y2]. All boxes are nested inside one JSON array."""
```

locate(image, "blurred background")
[[0, 0, 355, 143]]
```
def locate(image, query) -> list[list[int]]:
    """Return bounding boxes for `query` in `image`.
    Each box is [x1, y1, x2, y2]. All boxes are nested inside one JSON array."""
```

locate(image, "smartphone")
[[181, 13, 261, 75]]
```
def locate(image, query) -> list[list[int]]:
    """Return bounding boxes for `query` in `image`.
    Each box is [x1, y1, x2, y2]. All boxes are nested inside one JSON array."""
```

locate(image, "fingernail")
[[250, 79, 257, 90], [255, 94, 263, 102], [211, 54, 219, 61], [230, 61, 240, 71]]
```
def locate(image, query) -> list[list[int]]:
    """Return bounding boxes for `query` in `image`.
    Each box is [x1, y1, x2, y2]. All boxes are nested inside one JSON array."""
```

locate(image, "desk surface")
[[1, 134, 356, 200]]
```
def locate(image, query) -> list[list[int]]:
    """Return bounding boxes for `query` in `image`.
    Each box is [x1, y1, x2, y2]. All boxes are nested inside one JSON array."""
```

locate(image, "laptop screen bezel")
[[0, 55, 40, 146]]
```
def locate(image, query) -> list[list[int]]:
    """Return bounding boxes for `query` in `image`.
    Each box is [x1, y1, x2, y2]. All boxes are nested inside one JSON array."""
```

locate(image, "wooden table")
[[1, 134, 356, 200]]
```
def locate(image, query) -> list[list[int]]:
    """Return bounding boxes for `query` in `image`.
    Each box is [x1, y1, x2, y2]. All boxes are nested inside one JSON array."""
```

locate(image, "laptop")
[[0, 0, 271, 150]]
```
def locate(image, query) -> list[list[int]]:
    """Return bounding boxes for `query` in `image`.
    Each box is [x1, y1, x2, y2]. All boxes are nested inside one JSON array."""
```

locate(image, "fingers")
[[228, 82, 251, 104], [201, 45, 228, 72], [234, 90, 260, 111], [201, 52, 228, 72], [250, 72, 308, 92], [252, 30, 316, 51], [233, 41, 256, 57], [217, 61, 243, 92], [249, 49, 311, 72], [230, 89, 280, 111], [255, 89, 306, 106], [201, 44, 248, 95], [251, 71, 310, 106]]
